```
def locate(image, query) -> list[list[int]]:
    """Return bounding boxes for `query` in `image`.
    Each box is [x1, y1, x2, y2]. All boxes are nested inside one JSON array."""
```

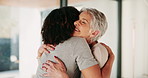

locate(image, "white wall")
[[122, 0, 148, 78], [19, 8, 41, 78]]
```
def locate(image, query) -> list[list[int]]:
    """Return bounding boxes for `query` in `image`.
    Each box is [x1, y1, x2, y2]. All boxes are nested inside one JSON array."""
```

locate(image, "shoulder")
[[57, 37, 88, 50], [72, 37, 89, 48], [66, 37, 87, 45], [68, 37, 85, 42], [68, 37, 90, 55], [92, 43, 108, 68], [92, 43, 107, 52]]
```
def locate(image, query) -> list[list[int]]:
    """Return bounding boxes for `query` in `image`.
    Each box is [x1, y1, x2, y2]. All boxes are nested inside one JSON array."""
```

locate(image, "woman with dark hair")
[[36, 6, 114, 78], [41, 6, 80, 45], [36, 6, 91, 78]]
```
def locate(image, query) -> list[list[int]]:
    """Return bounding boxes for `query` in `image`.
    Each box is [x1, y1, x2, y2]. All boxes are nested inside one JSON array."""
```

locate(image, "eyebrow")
[[82, 18, 89, 23]]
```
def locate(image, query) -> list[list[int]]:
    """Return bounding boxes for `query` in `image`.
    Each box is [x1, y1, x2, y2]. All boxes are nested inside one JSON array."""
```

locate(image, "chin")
[[73, 33, 80, 37]]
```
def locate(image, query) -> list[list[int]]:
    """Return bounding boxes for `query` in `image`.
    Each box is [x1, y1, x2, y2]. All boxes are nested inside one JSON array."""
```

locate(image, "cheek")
[[85, 28, 90, 33], [82, 30, 90, 36], [79, 26, 90, 34]]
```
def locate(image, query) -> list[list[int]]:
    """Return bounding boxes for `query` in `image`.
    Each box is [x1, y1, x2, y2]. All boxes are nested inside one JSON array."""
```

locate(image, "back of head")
[[41, 6, 79, 45], [80, 8, 108, 41]]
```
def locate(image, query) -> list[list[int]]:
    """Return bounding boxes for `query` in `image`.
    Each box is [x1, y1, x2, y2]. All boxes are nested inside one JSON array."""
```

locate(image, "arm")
[[100, 43, 115, 78], [81, 42, 114, 78], [39, 43, 102, 78], [74, 38, 102, 78], [81, 64, 102, 78], [38, 43, 114, 78]]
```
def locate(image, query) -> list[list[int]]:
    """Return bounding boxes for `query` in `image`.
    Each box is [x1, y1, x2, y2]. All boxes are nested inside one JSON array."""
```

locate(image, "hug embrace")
[[35, 6, 115, 78]]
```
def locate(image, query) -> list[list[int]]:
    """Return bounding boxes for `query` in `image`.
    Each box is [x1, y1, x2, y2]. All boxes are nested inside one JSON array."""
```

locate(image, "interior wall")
[[19, 8, 41, 78], [122, 0, 148, 78]]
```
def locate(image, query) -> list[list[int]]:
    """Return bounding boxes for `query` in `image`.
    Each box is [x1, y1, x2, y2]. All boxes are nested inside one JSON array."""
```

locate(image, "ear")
[[90, 30, 100, 38]]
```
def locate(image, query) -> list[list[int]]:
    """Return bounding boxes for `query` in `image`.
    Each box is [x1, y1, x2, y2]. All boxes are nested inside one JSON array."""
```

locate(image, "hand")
[[37, 44, 55, 59], [100, 43, 115, 62], [42, 56, 69, 78]]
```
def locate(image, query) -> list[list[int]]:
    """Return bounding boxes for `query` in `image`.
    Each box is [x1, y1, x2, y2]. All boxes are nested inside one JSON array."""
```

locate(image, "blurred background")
[[0, 0, 148, 78]]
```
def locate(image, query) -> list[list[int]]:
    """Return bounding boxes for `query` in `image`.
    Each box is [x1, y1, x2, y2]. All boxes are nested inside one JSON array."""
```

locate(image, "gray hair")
[[80, 8, 108, 42]]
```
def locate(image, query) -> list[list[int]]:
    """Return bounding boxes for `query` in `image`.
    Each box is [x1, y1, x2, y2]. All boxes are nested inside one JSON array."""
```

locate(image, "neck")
[[86, 39, 98, 48], [86, 38, 92, 44]]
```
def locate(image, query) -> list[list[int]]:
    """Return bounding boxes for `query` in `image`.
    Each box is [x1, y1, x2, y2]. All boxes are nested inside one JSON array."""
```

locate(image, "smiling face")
[[73, 11, 92, 38]]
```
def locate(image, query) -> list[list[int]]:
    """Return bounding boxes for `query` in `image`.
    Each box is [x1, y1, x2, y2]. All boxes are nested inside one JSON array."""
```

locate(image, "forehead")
[[79, 11, 92, 21]]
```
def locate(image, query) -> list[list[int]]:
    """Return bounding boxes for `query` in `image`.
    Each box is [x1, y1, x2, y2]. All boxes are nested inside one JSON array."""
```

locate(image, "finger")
[[37, 47, 44, 59], [48, 61, 56, 69], [43, 63, 53, 72], [54, 56, 64, 66], [42, 63, 55, 72], [46, 60, 56, 68], [46, 65, 54, 72], [42, 44, 51, 50], [45, 60, 57, 71], [41, 45, 50, 53], [37, 45, 47, 59], [43, 63, 50, 67], [43, 49, 50, 53], [37, 54, 42, 59], [54, 56, 66, 70], [43, 63, 55, 73], [42, 66, 47, 72], [42, 73, 49, 77], [42, 44, 47, 48], [46, 60, 56, 64], [37, 52, 43, 59], [46, 45, 55, 51], [43, 62, 55, 69], [100, 42, 108, 48], [47, 44, 56, 48], [37, 49, 50, 59], [47, 46, 55, 51]]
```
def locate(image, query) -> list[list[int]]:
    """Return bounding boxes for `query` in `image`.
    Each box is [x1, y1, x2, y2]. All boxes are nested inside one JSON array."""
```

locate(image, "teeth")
[[75, 28, 80, 32]]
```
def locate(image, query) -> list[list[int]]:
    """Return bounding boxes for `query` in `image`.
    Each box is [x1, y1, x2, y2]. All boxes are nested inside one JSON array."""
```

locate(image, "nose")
[[74, 20, 80, 27]]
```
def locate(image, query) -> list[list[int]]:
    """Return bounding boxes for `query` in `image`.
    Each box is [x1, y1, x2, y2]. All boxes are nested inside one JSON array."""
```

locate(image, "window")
[[0, 6, 19, 72]]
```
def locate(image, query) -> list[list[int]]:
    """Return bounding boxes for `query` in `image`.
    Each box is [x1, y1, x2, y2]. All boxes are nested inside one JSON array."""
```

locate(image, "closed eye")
[[81, 21, 86, 24], [80, 20, 87, 25]]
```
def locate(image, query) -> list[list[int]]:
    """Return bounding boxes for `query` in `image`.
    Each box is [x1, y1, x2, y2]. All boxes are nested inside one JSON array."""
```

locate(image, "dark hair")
[[41, 6, 80, 45]]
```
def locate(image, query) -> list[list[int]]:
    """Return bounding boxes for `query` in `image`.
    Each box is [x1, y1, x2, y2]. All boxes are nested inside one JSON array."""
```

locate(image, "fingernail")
[[52, 48, 55, 50], [42, 63, 44, 65], [54, 56, 57, 58], [48, 51, 50, 53]]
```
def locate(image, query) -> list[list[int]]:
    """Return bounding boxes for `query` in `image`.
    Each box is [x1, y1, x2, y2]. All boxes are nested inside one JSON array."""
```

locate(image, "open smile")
[[75, 28, 80, 32]]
